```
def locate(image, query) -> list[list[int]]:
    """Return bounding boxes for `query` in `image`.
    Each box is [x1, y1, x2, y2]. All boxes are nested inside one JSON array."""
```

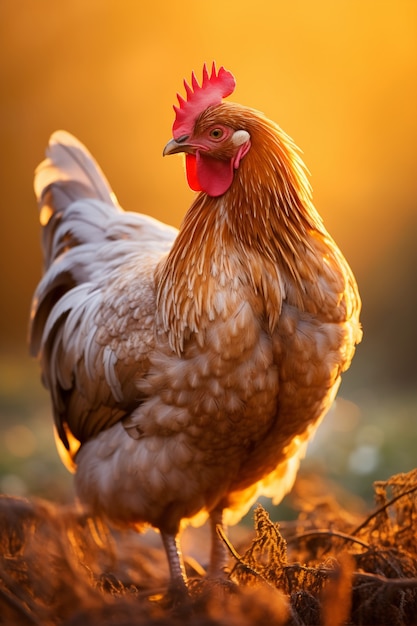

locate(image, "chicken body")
[[30, 66, 361, 592]]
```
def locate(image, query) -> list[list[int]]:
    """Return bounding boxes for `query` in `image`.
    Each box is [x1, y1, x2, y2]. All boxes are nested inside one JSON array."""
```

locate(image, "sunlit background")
[[0, 1, 416, 513]]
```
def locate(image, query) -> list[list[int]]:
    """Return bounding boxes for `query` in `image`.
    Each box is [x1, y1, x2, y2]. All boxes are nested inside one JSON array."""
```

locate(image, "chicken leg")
[[161, 508, 228, 594], [208, 508, 228, 577], [160, 531, 188, 594]]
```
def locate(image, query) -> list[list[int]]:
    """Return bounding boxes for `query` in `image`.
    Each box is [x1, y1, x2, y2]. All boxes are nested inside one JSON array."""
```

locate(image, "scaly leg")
[[160, 531, 188, 595], [208, 507, 228, 577]]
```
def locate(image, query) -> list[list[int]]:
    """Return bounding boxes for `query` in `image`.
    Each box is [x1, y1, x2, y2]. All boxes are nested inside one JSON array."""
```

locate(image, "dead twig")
[[351, 485, 417, 537], [288, 529, 371, 551], [353, 572, 417, 589]]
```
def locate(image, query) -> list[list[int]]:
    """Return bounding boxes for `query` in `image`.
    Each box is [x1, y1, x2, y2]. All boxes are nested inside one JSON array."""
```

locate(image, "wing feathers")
[[30, 131, 178, 458], [103, 346, 124, 403]]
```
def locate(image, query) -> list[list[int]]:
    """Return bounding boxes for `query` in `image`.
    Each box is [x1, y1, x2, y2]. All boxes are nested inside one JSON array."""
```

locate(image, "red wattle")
[[195, 152, 234, 197], [186, 151, 240, 197], [185, 154, 202, 191]]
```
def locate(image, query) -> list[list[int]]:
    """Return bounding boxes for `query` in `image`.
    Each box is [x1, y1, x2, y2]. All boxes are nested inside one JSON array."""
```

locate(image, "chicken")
[[30, 63, 361, 594]]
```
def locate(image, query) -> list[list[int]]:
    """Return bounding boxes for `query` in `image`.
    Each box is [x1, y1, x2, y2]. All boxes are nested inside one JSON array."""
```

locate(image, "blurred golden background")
[[0, 1, 416, 509]]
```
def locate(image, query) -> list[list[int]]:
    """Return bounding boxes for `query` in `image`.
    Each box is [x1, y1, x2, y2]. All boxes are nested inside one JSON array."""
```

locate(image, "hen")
[[30, 63, 361, 593]]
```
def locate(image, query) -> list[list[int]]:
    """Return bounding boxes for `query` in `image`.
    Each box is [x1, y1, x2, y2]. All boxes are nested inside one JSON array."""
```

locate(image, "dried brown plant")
[[0, 469, 416, 625]]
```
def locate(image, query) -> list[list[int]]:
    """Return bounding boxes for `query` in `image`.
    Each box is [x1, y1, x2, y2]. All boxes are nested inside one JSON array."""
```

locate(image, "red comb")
[[172, 62, 236, 139]]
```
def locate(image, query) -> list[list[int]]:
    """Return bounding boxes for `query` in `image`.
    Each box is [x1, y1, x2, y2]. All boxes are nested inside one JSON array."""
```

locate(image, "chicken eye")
[[209, 128, 224, 140]]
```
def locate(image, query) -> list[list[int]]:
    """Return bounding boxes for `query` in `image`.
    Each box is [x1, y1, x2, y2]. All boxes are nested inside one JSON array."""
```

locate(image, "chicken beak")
[[163, 138, 194, 157]]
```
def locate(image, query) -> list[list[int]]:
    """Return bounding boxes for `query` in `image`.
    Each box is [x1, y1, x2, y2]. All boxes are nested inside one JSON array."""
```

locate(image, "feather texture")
[[30, 132, 177, 463]]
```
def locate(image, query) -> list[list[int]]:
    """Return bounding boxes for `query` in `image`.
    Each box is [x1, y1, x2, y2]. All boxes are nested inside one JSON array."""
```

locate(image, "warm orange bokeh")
[[0, 1, 416, 392]]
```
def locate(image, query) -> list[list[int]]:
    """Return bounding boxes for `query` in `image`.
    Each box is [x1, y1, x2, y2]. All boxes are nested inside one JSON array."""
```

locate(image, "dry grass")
[[1, 469, 417, 625]]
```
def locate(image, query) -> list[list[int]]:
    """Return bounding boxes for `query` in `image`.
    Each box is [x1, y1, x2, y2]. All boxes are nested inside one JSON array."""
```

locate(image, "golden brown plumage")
[[30, 64, 361, 594]]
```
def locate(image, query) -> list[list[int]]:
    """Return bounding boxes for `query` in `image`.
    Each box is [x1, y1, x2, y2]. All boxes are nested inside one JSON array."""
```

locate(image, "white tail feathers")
[[34, 131, 119, 209]]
